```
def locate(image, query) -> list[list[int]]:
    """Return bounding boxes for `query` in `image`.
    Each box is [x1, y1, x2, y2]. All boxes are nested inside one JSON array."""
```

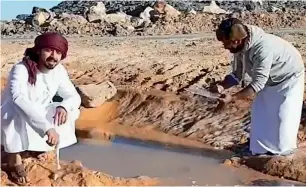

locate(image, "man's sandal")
[[8, 164, 29, 185]]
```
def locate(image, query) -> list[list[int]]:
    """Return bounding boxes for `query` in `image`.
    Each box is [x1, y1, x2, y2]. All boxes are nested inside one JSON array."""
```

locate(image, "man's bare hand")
[[214, 93, 233, 112], [210, 84, 224, 93], [45, 128, 59, 146], [218, 93, 233, 104], [54, 106, 67, 125]]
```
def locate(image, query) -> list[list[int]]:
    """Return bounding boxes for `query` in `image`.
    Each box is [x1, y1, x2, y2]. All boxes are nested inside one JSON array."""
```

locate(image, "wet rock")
[[230, 156, 241, 165], [71, 160, 83, 168], [76, 81, 117, 108], [223, 159, 232, 165], [87, 128, 114, 140]]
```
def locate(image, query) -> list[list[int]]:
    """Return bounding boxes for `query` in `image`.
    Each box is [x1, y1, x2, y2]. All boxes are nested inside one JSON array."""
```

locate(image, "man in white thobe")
[[212, 18, 305, 156], [1, 32, 81, 184]]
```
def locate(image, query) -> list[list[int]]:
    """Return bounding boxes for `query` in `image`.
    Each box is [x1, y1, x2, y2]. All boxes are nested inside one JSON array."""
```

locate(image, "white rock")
[[251, 0, 263, 6], [271, 6, 281, 12], [77, 81, 117, 108], [61, 13, 88, 24], [32, 12, 49, 26], [140, 7, 155, 22], [164, 4, 181, 18], [104, 12, 129, 24], [189, 9, 197, 15], [87, 2, 106, 22], [202, 1, 229, 14]]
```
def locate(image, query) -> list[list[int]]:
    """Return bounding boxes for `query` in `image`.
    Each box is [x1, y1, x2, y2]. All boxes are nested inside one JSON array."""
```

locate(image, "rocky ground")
[[1, 1, 306, 38], [0, 151, 158, 186], [2, 28, 306, 184]]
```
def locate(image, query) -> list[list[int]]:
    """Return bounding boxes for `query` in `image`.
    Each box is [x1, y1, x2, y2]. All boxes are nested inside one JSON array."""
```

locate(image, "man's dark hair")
[[24, 48, 39, 62], [216, 18, 243, 41]]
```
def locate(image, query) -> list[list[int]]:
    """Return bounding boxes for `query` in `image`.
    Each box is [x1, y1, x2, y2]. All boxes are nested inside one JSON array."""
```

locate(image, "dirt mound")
[[0, 151, 158, 186], [241, 148, 306, 183]]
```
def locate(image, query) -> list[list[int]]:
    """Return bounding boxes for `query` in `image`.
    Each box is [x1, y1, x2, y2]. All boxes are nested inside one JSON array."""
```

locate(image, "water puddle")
[[59, 137, 305, 186]]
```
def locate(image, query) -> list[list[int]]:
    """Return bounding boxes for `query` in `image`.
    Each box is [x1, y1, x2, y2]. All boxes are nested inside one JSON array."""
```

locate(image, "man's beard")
[[229, 45, 244, 53], [44, 57, 58, 69]]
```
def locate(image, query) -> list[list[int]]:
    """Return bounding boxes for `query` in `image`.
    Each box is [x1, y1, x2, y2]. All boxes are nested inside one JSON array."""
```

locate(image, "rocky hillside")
[[50, 0, 306, 15], [1, 1, 306, 38]]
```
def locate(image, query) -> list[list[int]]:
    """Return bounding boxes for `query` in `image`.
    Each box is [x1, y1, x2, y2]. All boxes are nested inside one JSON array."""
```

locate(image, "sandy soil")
[[1, 31, 306, 185]]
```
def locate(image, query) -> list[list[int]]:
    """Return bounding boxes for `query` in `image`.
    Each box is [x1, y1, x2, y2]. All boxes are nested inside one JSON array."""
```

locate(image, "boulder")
[[164, 4, 181, 19], [32, 11, 50, 26], [202, 1, 229, 14], [140, 7, 155, 22], [77, 81, 117, 108], [104, 12, 131, 24], [60, 13, 88, 24], [30, 6, 56, 27], [86, 2, 106, 22]]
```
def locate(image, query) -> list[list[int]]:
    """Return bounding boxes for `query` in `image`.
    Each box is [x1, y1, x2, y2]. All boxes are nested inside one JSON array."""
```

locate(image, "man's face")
[[39, 48, 62, 69], [220, 39, 244, 54]]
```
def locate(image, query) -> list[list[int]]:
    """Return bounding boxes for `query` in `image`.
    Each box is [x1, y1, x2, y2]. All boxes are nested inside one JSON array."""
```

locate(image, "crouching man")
[[1, 32, 81, 184], [212, 18, 305, 157]]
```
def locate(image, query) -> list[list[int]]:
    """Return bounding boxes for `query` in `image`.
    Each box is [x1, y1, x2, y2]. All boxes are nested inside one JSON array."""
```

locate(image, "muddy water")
[[59, 138, 304, 186], [60, 138, 242, 185]]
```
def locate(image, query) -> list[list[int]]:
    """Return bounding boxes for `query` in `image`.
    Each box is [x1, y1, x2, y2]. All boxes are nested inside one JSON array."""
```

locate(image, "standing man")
[[1, 32, 81, 184], [212, 18, 305, 156]]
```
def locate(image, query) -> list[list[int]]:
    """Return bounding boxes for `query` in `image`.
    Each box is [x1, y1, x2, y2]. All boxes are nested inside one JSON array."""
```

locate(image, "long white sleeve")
[[9, 63, 53, 137], [57, 65, 81, 112]]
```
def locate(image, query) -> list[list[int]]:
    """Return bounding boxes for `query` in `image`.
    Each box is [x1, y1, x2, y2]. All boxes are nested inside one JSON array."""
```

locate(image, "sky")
[[1, 0, 61, 21]]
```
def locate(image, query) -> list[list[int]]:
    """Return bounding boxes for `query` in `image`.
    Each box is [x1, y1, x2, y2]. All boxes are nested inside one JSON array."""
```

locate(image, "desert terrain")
[[2, 0, 306, 186], [2, 29, 306, 186]]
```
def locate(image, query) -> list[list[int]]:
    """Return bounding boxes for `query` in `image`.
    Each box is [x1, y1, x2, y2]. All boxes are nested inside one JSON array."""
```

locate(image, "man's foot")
[[8, 153, 30, 185], [8, 164, 29, 185]]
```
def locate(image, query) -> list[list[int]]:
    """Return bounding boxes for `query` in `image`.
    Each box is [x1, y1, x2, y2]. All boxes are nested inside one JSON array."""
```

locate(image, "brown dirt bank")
[[74, 87, 306, 184]]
